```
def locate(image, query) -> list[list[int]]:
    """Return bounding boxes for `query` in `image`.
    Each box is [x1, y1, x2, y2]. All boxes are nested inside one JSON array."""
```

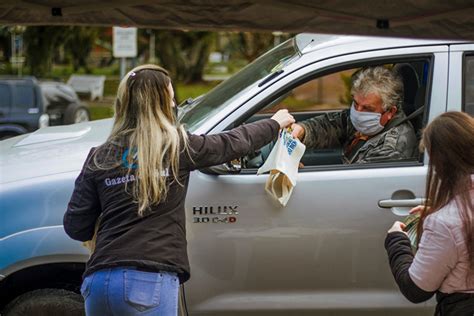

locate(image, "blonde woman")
[[385, 112, 474, 315], [63, 64, 295, 315]]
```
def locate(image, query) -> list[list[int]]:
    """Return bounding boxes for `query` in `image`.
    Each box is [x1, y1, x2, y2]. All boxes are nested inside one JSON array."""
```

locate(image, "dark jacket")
[[385, 232, 474, 315], [299, 109, 417, 164], [64, 119, 280, 283]]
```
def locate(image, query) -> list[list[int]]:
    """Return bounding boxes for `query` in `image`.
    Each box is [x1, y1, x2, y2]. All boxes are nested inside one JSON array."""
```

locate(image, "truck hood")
[[0, 119, 113, 184]]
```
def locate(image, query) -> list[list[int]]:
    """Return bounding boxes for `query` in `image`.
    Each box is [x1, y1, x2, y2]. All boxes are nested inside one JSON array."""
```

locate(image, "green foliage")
[[339, 73, 353, 105], [23, 26, 101, 77], [103, 78, 120, 96], [175, 82, 218, 102], [13, 27, 288, 87], [227, 32, 291, 62], [24, 26, 69, 77], [155, 31, 215, 83], [64, 26, 100, 73], [233, 32, 274, 62], [88, 82, 220, 121], [89, 104, 114, 120], [51, 64, 119, 78]]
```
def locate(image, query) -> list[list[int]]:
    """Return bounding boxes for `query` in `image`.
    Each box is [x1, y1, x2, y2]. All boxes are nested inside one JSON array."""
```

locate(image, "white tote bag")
[[257, 129, 306, 206]]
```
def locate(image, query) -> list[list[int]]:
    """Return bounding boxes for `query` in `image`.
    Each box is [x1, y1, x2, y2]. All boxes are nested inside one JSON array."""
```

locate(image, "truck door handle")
[[378, 198, 426, 216], [378, 198, 426, 208]]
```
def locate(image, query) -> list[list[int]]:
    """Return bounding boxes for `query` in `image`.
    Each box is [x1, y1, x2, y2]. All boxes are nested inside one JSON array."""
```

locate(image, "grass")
[[87, 81, 221, 121], [175, 82, 219, 101], [88, 104, 115, 120]]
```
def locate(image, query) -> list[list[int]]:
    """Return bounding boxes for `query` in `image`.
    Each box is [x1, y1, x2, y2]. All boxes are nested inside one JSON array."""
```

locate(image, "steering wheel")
[[243, 140, 277, 168]]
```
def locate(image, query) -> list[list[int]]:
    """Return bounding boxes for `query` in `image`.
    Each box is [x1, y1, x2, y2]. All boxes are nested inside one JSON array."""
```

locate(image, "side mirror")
[[200, 159, 242, 175]]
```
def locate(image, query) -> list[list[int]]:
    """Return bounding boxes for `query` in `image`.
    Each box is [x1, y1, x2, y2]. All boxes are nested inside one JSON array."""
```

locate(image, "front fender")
[[0, 225, 89, 278]]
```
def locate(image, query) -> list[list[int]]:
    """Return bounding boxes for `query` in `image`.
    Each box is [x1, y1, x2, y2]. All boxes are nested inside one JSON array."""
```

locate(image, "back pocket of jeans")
[[80, 274, 94, 300], [124, 270, 163, 312]]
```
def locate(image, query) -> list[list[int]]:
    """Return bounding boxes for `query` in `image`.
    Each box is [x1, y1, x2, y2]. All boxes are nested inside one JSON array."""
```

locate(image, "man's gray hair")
[[351, 66, 404, 111]]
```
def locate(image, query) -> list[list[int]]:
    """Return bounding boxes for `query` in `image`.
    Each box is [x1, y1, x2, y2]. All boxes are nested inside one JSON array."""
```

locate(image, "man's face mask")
[[350, 102, 385, 136]]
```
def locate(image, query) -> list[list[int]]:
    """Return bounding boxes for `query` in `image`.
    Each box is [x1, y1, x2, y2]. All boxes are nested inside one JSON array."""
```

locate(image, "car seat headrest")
[[393, 63, 420, 116]]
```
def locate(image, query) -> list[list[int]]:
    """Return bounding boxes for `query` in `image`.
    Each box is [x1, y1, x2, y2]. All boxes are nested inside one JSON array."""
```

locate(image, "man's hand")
[[291, 123, 305, 140]]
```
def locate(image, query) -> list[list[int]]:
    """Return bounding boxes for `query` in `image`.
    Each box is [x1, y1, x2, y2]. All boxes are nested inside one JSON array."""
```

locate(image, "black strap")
[[394, 105, 425, 128]]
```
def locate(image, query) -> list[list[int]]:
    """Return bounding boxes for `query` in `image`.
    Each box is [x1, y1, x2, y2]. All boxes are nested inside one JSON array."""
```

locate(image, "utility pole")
[[148, 29, 156, 64]]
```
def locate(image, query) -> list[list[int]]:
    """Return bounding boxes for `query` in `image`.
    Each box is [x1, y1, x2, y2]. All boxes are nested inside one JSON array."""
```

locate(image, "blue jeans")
[[81, 267, 179, 316]]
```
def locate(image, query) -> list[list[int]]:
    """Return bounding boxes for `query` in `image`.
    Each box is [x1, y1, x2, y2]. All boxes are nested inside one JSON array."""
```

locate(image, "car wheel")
[[0, 133, 21, 140], [64, 104, 90, 124], [2, 288, 84, 316]]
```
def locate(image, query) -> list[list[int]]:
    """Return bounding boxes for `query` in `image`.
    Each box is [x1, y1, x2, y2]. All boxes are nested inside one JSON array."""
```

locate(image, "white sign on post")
[[113, 27, 137, 58]]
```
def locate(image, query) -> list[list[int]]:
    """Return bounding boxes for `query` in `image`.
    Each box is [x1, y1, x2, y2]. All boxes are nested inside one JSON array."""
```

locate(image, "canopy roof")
[[1, 1, 474, 40]]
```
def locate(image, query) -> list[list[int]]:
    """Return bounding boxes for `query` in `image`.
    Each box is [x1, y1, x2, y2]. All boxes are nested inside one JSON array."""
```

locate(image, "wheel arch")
[[0, 124, 28, 137], [0, 262, 85, 310]]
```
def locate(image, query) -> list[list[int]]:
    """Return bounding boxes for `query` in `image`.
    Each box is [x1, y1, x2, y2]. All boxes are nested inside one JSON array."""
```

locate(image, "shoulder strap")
[[393, 105, 425, 128]]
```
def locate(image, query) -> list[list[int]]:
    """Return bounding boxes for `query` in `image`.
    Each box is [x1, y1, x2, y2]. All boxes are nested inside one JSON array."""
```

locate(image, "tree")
[[234, 32, 274, 62], [64, 27, 99, 73], [0, 27, 11, 63], [155, 31, 214, 83], [23, 26, 68, 77]]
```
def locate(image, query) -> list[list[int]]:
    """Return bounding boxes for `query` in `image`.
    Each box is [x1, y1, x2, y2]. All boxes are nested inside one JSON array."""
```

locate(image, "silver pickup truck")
[[1, 34, 473, 316]]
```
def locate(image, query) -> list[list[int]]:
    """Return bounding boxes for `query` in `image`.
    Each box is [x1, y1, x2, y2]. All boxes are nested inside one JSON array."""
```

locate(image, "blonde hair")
[[95, 64, 188, 216], [351, 66, 404, 111]]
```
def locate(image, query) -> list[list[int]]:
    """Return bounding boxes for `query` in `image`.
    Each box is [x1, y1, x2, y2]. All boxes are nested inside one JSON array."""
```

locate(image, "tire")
[[63, 104, 90, 124], [2, 288, 85, 316], [0, 132, 21, 140]]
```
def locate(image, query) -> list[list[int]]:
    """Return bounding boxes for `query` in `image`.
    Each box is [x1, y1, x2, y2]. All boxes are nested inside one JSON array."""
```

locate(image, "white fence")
[[67, 75, 106, 101]]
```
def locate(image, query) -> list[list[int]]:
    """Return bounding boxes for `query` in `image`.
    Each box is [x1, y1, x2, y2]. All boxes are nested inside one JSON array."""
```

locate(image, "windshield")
[[180, 38, 300, 132]]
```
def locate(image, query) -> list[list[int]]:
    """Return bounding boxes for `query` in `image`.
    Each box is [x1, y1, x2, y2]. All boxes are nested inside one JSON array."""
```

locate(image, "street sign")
[[113, 27, 137, 58], [10, 56, 25, 63]]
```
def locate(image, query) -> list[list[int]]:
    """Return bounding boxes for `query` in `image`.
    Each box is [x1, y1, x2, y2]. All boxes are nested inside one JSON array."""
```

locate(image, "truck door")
[[185, 45, 449, 315]]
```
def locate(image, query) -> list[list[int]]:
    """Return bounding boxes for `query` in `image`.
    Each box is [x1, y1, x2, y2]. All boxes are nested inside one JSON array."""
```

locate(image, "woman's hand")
[[410, 205, 429, 215], [388, 221, 407, 235], [271, 109, 295, 129]]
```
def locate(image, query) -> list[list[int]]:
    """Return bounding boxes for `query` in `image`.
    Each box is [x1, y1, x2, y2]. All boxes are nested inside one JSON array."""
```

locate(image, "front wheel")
[[64, 104, 90, 124], [2, 288, 84, 316]]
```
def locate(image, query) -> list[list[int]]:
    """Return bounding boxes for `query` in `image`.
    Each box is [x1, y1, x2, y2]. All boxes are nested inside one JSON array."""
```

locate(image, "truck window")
[[243, 59, 430, 169], [464, 54, 474, 116]]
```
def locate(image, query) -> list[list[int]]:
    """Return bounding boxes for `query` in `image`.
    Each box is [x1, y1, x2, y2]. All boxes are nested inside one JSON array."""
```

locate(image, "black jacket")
[[385, 232, 474, 315], [64, 119, 280, 283]]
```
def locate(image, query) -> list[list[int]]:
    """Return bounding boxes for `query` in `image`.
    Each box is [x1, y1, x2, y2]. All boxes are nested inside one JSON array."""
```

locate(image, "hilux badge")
[[192, 206, 239, 224]]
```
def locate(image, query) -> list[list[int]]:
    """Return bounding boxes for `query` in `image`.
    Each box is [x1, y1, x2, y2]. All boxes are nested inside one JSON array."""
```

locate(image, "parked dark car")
[[0, 76, 90, 139]]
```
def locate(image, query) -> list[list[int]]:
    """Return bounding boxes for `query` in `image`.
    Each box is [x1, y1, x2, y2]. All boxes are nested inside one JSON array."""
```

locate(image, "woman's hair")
[[351, 66, 404, 111], [94, 64, 188, 216], [417, 111, 474, 279]]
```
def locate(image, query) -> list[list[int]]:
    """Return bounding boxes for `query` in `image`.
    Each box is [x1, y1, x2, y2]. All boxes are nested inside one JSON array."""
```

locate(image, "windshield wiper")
[[177, 94, 205, 120], [178, 97, 195, 107]]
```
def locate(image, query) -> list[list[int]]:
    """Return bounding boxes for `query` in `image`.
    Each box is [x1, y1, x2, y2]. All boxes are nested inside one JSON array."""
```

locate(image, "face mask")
[[350, 103, 385, 136]]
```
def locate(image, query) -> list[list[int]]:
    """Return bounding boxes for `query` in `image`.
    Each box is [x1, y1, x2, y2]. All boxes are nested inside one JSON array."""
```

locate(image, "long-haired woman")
[[385, 111, 474, 315], [64, 64, 295, 315]]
